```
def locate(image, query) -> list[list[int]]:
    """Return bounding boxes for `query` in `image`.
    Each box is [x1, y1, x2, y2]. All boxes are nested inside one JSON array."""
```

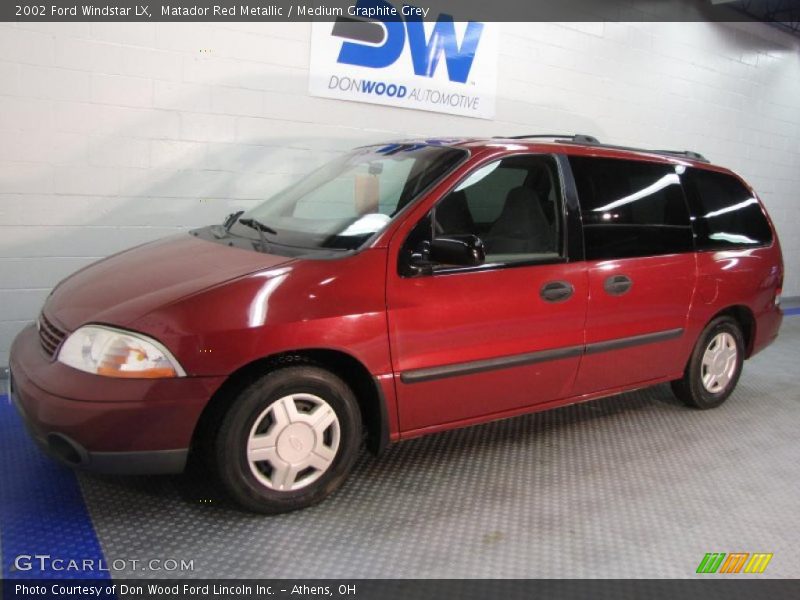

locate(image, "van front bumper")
[[8, 323, 226, 475]]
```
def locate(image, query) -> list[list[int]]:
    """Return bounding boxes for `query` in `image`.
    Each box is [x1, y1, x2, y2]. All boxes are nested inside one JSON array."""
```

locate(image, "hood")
[[45, 234, 294, 331]]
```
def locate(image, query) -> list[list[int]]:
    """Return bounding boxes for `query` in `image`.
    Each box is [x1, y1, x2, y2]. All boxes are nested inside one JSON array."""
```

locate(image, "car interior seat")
[[484, 187, 553, 254]]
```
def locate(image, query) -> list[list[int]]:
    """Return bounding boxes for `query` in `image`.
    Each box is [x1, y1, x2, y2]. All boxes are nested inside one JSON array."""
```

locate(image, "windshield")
[[228, 143, 466, 251]]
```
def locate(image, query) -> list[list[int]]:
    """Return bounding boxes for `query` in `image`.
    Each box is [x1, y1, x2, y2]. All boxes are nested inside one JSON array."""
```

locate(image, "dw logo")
[[333, 0, 484, 83]]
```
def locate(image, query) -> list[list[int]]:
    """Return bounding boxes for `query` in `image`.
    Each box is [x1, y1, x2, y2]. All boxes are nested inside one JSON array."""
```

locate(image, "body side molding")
[[400, 328, 685, 384]]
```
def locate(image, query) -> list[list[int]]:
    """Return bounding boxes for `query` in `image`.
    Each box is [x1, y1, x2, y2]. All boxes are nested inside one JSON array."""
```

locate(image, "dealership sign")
[[309, 0, 498, 119]]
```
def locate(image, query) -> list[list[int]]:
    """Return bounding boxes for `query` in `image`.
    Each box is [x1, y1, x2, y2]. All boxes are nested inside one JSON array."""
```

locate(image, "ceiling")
[[716, 0, 800, 36]]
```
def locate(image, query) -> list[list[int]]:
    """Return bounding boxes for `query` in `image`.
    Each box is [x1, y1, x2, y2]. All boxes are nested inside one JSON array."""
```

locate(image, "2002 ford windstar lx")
[[10, 134, 783, 513]]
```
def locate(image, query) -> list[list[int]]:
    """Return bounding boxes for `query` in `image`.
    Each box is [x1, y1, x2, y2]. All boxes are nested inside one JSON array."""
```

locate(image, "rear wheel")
[[213, 366, 362, 513], [671, 316, 744, 409]]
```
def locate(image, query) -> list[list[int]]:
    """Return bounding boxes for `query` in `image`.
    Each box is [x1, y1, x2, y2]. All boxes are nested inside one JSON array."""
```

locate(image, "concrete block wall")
[[1, 16, 799, 366]]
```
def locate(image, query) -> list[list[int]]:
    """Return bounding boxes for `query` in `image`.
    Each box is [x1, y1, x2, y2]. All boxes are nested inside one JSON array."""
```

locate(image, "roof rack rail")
[[650, 149, 709, 163], [504, 133, 600, 144], [582, 143, 710, 163], [499, 133, 710, 164]]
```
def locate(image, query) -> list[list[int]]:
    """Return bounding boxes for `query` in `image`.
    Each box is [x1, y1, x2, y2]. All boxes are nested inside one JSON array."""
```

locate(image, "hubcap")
[[246, 393, 340, 492], [701, 332, 738, 393]]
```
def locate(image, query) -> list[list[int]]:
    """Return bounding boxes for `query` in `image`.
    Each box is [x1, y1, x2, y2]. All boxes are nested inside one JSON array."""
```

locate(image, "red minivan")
[[9, 135, 783, 513]]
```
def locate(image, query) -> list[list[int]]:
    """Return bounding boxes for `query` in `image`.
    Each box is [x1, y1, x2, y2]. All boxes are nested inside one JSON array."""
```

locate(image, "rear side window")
[[569, 156, 693, 260], [682, 168, 772, 250]]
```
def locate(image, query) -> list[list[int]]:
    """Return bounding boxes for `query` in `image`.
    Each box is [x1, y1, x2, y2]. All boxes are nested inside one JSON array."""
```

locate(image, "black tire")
[[212, 365, 362, 514], [671, 316, 745, 409]]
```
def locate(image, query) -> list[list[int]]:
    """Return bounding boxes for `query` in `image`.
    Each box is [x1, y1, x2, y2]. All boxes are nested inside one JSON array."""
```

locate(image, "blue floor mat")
[[0, 394, 108, 580]]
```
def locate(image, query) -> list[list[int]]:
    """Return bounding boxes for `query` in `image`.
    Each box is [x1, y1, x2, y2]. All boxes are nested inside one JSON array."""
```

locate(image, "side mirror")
[[429, 234, 486, 267], [404, 234, 486, 277]]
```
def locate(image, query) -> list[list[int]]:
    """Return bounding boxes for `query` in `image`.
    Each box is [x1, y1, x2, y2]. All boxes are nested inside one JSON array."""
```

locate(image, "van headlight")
[[57, 325, 186, 378]]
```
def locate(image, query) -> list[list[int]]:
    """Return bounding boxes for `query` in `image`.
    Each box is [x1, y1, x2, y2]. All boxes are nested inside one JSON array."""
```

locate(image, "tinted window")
[[683, 168, 772, 249], [433, 155, 562, 264], [569, 156, 693, 260]]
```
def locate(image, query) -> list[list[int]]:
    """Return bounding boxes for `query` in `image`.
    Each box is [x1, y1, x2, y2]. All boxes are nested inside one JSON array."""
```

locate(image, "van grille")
[[38, 314, 67, 359]]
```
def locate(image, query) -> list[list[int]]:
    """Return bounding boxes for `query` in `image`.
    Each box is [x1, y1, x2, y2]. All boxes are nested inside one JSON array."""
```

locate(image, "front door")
[[387, 154, 589, 434]]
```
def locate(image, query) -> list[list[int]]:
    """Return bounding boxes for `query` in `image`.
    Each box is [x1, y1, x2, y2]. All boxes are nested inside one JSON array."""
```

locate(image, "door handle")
[[604, 274, 633, 296], [540, 280, 574, 303]]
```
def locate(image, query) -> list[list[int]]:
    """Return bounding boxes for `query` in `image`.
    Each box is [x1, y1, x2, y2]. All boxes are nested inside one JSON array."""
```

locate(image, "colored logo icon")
[[696, 552, 773, 574]]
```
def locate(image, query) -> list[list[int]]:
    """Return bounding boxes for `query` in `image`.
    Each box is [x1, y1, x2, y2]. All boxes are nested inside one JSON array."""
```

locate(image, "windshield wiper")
[[238, 217, 277, 253], [224, 210, 245, 231], [239, 217, 277, 235], [210, 210, 245, 239]]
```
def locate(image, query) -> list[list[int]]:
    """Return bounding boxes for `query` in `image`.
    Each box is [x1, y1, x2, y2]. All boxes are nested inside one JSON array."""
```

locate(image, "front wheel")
[[213, 366, 362, 514], [671, 316, 744, 409]]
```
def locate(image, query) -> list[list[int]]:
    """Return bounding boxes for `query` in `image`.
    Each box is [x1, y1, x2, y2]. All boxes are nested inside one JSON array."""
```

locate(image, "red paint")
[[11, 323, 223, 452], [387, 261, 588, 431], [9, 139, 784, 465], [46, 235, 293, 331], [572, 253, 696, 395]]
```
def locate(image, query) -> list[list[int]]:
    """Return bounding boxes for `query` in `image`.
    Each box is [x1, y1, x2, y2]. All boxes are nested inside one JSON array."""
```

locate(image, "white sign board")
[[309, 7, 498, 120]]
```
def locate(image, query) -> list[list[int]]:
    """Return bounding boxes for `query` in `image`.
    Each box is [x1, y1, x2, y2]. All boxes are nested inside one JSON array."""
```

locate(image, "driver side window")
[[432, 155, 563, 266]]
